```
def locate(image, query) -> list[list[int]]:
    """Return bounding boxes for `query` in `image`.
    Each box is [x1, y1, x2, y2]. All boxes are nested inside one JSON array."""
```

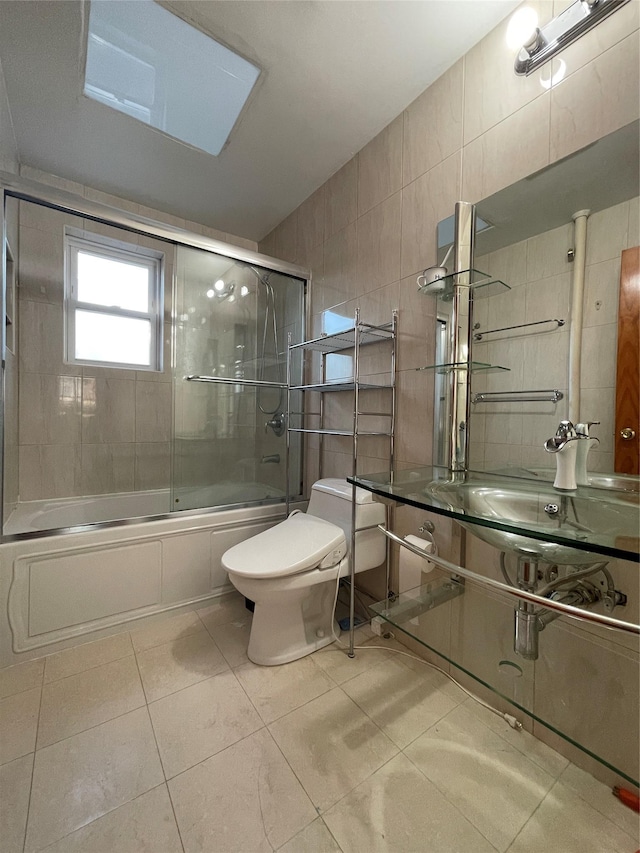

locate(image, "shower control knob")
[[620, 427, 636, 440]]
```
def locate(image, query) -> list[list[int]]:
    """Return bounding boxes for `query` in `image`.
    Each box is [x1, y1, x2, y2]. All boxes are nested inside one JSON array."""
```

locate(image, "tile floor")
[[1, 592, 638, 852]]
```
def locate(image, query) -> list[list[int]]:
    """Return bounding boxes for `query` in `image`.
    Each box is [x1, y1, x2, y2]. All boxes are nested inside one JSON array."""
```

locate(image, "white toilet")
[[221, 479, 386, 665]]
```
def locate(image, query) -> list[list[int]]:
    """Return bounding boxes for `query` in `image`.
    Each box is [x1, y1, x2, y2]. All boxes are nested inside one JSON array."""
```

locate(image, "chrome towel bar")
[[472, 389, 563, 404], [473, 318, 565, 341], [378, 525, 639, 636]]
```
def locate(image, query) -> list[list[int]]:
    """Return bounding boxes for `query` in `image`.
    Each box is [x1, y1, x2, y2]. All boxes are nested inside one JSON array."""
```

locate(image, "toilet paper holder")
[[418, 519, 435, 535]]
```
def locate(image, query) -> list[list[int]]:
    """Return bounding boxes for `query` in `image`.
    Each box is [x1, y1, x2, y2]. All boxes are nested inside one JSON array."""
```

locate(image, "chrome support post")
[[349, 308, 361, 658], [448, 202, 476, 472]]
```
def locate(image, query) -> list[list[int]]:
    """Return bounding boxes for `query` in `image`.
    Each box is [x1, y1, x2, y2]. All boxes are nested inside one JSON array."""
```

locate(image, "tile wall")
[[472, 195, 640, 472], [0, 56, 17, 175], [258, 0, 640, 780], [259, 0, 639, 561]]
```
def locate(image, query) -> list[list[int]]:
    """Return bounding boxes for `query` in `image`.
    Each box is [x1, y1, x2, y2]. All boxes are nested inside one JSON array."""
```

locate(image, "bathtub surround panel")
[[2, 502, 289, 664]]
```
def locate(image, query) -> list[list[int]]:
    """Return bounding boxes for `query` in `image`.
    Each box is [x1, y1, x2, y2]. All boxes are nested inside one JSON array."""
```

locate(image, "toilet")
[[221, 479, 386, 665]]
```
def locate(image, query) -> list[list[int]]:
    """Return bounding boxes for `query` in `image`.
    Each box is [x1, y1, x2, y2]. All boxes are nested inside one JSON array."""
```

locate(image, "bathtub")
[[4, 482, 286, 535], [0, 488, 294, 668]]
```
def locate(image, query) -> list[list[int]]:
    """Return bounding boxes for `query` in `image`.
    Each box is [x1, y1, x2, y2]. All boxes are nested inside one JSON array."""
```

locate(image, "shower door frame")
[[0, 171, 311, 543]]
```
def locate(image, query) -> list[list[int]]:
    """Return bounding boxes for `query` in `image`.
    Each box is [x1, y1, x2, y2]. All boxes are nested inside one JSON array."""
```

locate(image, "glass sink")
[[426, 480, 638, 564], [348, 466, 640, 564]]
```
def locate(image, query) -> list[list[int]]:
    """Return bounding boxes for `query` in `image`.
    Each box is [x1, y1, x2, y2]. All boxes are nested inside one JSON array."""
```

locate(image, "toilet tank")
[[307, 479, 385, 570]]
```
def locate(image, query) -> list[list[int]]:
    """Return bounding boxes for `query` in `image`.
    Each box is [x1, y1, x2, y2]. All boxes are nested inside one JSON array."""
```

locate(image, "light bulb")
[[506, 7, 538, 51]]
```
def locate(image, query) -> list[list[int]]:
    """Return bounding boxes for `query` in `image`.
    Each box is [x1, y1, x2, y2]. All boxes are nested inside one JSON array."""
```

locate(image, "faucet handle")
[[576, 421, 600, 437], [556, 420, 576, 438]]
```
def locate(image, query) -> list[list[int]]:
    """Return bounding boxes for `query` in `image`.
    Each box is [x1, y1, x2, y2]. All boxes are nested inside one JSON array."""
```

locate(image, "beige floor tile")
[[148, 669, 263, 778], [0, 753, 34, 853], [235, 656, 335, 724], [508, 779, 637, 853], [461, 698, 569, 779], [40, 784, 183, 853], [405, 703, 556, 852], [324, 753, 497, 853], [169, 729, 317, 852], [25, 707, 163, 852], [559, 763, 640, 843], [196, 591, 249, 631], [130, 610, 204, 653], [0, 658, 44, 699], [136, 630, 228, 702], [277, 818, 343, 852], [0, 686, 41, 765], [311, 640, 393, 686], [37, 656, 145, 748], [205, 613, 252, 668], [44, 632, 133, 683], [269, 688, 399, 812], [341, 657, 461, 749]]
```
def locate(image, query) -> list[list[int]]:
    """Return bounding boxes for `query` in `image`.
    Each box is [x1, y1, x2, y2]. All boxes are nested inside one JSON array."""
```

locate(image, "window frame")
[[64, 229, 164, 372]]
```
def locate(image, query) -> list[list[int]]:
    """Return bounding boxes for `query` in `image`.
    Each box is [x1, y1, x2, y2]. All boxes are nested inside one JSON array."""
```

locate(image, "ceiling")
[[0, 1, 519, 242]]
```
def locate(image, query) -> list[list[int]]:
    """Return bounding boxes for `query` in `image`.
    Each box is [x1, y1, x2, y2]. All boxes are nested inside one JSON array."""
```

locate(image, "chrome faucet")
[[264, 412, 285, 437], [544, 420, 579, 490]]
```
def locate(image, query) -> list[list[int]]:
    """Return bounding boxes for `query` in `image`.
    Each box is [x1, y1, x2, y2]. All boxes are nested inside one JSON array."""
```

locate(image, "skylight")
[[84, 0, 260, 156]]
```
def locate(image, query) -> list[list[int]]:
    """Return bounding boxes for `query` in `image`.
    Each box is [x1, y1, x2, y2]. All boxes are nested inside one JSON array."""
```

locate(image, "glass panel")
[[172, 245, 305, 511], [4, 199, 172, 535], [77, 250, 150, 312], [75, 310, 151, 366]]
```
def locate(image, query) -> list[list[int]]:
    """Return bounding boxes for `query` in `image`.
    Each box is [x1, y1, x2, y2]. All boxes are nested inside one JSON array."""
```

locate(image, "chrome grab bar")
[[185, 375, 287, 388], [377, 525, 640, 636], [473, 318, 565, 341], [472, 389, 563, 404]]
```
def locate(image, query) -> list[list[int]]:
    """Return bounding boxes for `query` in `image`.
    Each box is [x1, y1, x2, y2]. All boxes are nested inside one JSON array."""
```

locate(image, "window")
[[64, 230, 163, 371]]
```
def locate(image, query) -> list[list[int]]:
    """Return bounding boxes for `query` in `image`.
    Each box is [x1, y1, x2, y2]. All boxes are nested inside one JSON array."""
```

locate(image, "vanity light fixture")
[[513, 0, 631, 76]]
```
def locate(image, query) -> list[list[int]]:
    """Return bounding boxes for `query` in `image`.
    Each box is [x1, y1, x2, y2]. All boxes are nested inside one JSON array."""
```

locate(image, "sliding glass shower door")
[[172, 245, 305, 512]]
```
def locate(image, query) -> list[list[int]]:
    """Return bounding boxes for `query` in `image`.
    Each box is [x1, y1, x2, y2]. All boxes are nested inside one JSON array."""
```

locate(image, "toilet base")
[[229, 570, 342, 666]]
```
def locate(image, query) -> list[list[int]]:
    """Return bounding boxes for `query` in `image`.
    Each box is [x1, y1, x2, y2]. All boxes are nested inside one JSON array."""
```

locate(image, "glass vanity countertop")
[[348, 465, 640, 563]]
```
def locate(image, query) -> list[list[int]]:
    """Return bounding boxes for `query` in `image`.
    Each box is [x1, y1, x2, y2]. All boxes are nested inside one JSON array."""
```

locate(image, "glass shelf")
[[348, 465, 640, 563], [416, 361, 510, 374], [290, 380, 393, 393], [418, 268, 510, 300], [288, 322, 394, 353]]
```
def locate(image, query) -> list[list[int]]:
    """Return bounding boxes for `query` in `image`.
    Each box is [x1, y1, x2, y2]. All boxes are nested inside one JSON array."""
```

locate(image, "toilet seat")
[[222, 513, 347, 579]]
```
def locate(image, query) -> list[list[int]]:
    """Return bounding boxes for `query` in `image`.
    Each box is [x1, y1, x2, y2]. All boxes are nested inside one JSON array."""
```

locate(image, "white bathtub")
[[4, 482, 285, 535], [0, 491, 293, 667]]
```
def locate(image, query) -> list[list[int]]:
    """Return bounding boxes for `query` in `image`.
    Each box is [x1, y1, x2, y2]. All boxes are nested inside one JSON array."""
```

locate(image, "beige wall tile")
[[0, 686, 40, 765], [296, 185, 325, 266], [80, 443, 135, 495], [135, 381, 171, 443], [82, 378, 135, 443], [19, 444, 81, 500], [358, 115, 403, 216], [403, 59, 463, 185], [583, 258, 621, 328], [275, 212, 298, 264], [462, 93, 551, 204], [397, 273, 436, 371], [628, 195, 639, 247], [0, 754, 33, 853], [19, 373, 81, 446], [357, 191, 402, 293], [550, 33, 640, 161], [18, 199, 82, 233], [526, 222, 573, 282], [134, 442, 171, 491], [586, 200, 630, 266], [524, 272, 572, 324], [463, 0, 554, 144], [322, 222, 358, 310], [395, 368, 433, 465], [17, 226, 64, 304], [325, 156, 358, 240], [401, 152, 461, 278], [580, 323, 617, 389], [18, 300, 80, 376]]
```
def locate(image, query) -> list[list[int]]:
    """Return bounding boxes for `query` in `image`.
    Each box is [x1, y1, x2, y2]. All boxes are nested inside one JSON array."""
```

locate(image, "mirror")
[[435, 119, 639, 480]]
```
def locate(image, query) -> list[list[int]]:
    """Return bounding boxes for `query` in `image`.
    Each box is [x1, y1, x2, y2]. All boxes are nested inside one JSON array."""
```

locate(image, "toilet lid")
[[221, 513, 346, 578]]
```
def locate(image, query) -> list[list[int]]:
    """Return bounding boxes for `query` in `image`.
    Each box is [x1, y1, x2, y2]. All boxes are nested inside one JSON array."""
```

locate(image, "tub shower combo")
[[0, 175, 306, 661]]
